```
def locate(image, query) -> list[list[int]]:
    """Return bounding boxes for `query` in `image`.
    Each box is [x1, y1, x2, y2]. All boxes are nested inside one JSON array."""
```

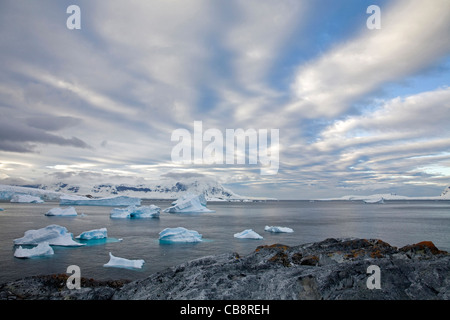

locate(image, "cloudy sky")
[[0, 0, 449, 199]]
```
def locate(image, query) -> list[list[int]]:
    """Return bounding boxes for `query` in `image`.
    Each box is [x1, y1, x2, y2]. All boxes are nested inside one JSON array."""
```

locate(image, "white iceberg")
[[234, 229, 263, 240], [14, 242, 54, 258], [163, 193, 215, 213], [363, 197, 385, 204], [76, 228, 108, 240], [60, 195, 141, 206], [14, 224, 84, 247], [159, 227, 203, 243], [10, 194, 44, 203], [45, 207, 78, 216], [264, 226, 294, 233], [110, 205, 160, 219], [103, 252, 145, 269]]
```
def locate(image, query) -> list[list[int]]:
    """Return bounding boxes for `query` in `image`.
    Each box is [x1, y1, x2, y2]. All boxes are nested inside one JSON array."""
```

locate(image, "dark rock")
[[1, 238, 449, 300]]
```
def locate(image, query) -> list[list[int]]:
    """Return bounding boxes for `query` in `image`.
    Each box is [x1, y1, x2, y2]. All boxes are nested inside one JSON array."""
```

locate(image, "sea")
[[1, 199, 449, 284]]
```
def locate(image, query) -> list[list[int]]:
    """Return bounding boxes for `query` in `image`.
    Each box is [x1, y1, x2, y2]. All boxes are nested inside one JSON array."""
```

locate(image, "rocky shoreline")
[[1, 237, 449, 300]]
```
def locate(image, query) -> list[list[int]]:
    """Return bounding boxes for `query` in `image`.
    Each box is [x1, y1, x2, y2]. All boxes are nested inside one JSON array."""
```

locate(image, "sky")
[[0, 0, 449, 199]]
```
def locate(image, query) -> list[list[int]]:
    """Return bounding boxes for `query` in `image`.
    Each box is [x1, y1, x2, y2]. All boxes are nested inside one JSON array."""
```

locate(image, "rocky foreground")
[[1, 238, 449, 300]]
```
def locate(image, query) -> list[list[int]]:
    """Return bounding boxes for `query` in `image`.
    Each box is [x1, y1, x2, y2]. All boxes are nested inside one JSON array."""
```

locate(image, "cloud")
[[285, 0, 450, 118], [0, 117, 91, 153]]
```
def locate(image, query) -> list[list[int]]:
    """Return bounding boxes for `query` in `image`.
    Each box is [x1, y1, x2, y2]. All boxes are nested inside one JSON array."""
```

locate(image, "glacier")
[[103, 252, 145, 269], [234, 229, 263, 240], [60, 194, 141, 206], [14, 242, 54, 259], [45, 207, 78, 216], [110, 205, 160, 219], [264, 226, 294, 233], [159, 227, 203, 243], [13, 224, 84, 247], [163, 193, 215, 213], [10, 194, 44, 203], [76, 228, 108, 240]]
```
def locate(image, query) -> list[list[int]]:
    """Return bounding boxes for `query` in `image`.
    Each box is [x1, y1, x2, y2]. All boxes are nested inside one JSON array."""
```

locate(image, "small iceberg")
[[45, 207, 78, 216], [60, 195, 141, 206], [163, 193, 215, 213], [264, 226, 294, 233], [103, 252, 145, 269], [14, 242, 54, 258], [159, 227, 203, 243], [13, 224, 85, 247], [76, 228, 107, 240], [234, 229, 263, 240], [110, 205, 160, 219], [363, 197, 385, 204], [10, 194, 44, 203]]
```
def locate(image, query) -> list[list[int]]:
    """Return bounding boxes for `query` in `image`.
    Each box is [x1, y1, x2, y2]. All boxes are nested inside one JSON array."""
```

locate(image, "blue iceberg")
[[163, 193, 214, 213], [14, 242, 54, 258], [60, 195, 141, 206], [103, 252, 145, 269], [110, 205, 160, 219], [234, 229, 263, 240], [14, 224, 84, 247], [159, 227, 203, 243], [76, 228, 108, 240]]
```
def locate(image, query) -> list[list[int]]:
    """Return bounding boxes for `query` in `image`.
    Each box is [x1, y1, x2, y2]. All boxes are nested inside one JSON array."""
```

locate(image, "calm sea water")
[[1, 200, 449, 284]]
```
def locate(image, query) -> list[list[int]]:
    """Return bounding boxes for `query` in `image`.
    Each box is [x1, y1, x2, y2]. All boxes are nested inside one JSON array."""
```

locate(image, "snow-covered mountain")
[[7, 178, 252, 201], [321, 185, 450, 201]]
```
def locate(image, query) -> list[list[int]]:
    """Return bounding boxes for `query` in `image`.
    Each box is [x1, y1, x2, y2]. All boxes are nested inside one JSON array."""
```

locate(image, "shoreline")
[[1, 237, 449, 300]]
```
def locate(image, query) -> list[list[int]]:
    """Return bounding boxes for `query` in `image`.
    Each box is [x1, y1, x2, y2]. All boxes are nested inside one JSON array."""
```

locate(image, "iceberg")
[[264, 226, 294, 233], [163, 193, 215, 213], [363, 197, 385, 204], [103, 252, 145, 269], [10, 194, 44, 203], [159, 227, 203, 243], [60, 195, 141, 206], [234, 229, 263, 240], [14, 224, 84, 247], [45, 207, 78, 216], [0, 208, 4, 211], [14, 242, 54, 258], [76, 228, 107, 240], [110, 205, 160, 219]]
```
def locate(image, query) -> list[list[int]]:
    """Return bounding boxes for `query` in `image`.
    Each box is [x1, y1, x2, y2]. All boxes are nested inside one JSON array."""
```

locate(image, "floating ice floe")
[[76, 228, 108, 240], [14, 242, 54, 258], [110, 205, 160, 219], [14, 224, 84, 247], [363, 197, 385, 204], [234, 229, 263, 240], [60, 195, 141, 206], [163, 193, 215, 213], [264, 226, 294, 233], [10, 194, 44, 203], [103, 252, 145, 269], [159, 227, 203, 243], [45, 206, 78, 216]]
